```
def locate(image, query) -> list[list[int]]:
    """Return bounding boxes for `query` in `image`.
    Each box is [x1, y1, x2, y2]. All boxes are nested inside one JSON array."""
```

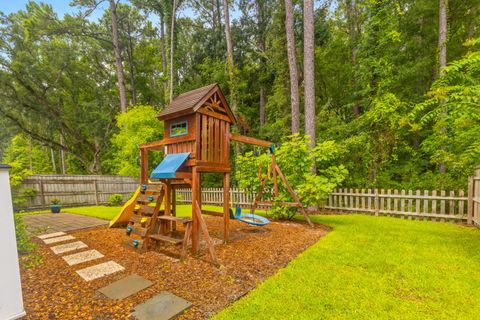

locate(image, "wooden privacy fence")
[[17, 174, 138, 210]]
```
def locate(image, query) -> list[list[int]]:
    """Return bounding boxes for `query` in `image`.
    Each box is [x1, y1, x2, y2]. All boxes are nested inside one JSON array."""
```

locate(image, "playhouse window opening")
[[170, 121, 188, 137]]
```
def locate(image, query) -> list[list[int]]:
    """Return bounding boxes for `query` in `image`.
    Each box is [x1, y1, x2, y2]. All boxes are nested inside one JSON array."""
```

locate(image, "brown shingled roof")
[[157, 83, 218, 119]]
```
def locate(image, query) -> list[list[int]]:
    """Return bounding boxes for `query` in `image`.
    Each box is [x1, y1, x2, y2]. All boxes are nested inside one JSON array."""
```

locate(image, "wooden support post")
[[164, 182, 171, 234], [39, 180, 45, 208], [274, 164, 314, 227], [467, 176, 474, 225], [194, 200, 219, 265], [191, 167, 199, 253], [374, 189, 379, 216], [93, 180, 99, 205], [172, 187, 177, 231], [272, 154, 278, 197], [140, 148, 149, 184], [223, 173, 230, 243]]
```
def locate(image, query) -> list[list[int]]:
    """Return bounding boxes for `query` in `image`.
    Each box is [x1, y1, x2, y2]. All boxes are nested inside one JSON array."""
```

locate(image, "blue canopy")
[[150, 153, 191, 179]]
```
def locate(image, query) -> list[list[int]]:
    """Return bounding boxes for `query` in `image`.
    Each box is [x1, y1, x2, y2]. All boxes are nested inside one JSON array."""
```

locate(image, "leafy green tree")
[[110, 105, 164, 177]]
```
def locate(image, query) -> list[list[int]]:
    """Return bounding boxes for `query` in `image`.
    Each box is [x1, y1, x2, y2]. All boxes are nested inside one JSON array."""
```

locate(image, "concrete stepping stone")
[[76, 261, 125, 282], [38, 231, 66, 239], [51, 241, 88, 255], [98, 274, 154, 300], [43, 235, 75, 244], [62, 249, 104, 266], [130, 292, 192, 320]]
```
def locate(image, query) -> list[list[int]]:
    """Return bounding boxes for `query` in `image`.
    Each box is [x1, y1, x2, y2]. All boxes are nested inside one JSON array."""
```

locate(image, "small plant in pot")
[[50, 198, 61, 213]]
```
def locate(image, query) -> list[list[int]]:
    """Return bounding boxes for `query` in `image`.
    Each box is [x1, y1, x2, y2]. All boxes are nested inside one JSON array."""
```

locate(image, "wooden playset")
[[110, 84, 312, 262]]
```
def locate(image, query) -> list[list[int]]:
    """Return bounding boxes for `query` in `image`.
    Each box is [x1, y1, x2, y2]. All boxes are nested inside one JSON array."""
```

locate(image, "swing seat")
[[229, 207, 270, 226], [238, 213, 270, 227]]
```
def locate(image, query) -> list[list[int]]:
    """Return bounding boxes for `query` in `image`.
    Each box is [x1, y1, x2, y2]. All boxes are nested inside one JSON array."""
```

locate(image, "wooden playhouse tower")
[[121, 83, 312, 260], [138, 84, 235, 255]]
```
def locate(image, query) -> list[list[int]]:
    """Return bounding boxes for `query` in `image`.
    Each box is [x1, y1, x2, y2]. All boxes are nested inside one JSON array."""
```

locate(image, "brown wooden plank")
[[201, 115, 208, 160], [229, 133, 272, 148], [208, 116, 214, 161], [223, 173, 230, 243], [194, 200, 219, 265], [214, 118, 220, 162], [274, 164, 313, 227]]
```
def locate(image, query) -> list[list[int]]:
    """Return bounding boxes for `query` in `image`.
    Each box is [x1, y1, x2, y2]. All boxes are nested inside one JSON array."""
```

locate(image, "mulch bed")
[[21, 216, 329, 319]]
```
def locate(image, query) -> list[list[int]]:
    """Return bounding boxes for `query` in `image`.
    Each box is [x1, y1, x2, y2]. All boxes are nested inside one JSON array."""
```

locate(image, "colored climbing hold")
[[133, 239, 139, 248], [141, 184, 147, 192], [148, 195, 154, 202], [126, 225, 133, 235]]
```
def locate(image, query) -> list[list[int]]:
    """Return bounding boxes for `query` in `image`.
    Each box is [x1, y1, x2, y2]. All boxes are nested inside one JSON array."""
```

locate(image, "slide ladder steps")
[[125, 184, 164, 249]]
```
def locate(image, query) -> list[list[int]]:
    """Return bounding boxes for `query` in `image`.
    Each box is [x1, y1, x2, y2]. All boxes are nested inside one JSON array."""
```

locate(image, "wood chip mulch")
[[21, 217, 329, 319]]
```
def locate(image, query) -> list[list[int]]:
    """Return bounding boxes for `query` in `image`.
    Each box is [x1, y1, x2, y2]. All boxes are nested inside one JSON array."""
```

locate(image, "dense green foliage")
[[1, 0, 479, 190], [236, 134, 347, 218], [215, 215, 480, 319]]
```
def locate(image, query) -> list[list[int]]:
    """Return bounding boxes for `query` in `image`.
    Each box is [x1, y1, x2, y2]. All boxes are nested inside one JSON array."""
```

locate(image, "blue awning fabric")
[[150, 153, 191, 179]]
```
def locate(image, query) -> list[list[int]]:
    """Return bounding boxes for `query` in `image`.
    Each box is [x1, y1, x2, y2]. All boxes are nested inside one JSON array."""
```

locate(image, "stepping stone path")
[[43, 235, 75, 244], [98, 274, 154, 300], [63, 249, 104, 266], [130, 292, 192, 320], [38, 231, 191, 319], [37, 231, 124, 282], [76, 261, 125, 282]]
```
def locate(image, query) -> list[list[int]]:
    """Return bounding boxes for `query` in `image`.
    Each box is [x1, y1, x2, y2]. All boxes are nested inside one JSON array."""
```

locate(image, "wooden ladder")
[[125, 183, 164, 250]]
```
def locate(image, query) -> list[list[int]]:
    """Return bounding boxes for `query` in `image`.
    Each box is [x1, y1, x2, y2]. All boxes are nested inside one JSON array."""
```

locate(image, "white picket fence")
[[176, 187, 471, 222]]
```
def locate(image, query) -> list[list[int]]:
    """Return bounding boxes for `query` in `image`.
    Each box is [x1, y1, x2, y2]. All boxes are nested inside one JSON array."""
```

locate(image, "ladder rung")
[[149, 234, 183, 245]]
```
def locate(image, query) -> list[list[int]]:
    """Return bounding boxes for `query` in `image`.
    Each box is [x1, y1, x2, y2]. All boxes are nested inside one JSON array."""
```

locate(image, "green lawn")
[[214, 215, 480, 319], [26, 204, 265, 221], [27, 204, 230, 220]]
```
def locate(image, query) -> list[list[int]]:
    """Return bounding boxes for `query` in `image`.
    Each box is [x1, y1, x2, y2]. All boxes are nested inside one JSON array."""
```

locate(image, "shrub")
[[108, 194, 124, 206], [236, 134, 348, 220], [14, 213, 37, 255], [50, 198, 60, 205]]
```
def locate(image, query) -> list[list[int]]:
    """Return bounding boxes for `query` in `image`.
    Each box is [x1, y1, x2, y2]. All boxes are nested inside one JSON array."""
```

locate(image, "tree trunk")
[[260, 85, 266, 125], [50, 147, 57, 174], [438, 0, 447, 76], [303, 0, 316, 153], [468, 5, 477, 40], [284, 0, 300, 134], [109, 0, 128, 113], [60, 135, 66, 174], [28, 138, 33, 171], [347, 0, 360, 116], [438, 0, 448, 174], [169, 0, 177, 103], [160, 13, 168, 103], [223, 0, 237, 113], [126, 20, 137, 105]]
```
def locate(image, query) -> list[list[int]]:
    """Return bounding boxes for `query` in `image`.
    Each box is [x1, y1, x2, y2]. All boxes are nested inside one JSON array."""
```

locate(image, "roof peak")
[[157, 84, 235, 123]]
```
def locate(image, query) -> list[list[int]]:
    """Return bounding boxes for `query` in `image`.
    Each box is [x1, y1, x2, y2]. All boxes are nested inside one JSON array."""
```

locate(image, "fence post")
[[93, 180, 99, 206], [39, 180, 46, 208], [374, 189, 379, 216], [468, 176, 474, 225]]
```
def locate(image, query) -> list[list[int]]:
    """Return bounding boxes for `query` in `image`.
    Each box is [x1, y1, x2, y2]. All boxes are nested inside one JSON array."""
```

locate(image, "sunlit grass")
[[214, 215, 480, 319]]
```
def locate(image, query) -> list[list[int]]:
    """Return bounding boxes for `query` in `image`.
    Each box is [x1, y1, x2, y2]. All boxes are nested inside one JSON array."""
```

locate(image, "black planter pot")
[[50, 204, 62, 213]]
